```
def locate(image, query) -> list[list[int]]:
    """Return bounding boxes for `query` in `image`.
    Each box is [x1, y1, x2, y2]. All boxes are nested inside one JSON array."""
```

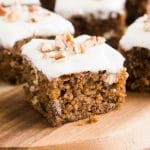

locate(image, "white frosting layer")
[[0, 6, 74, 49], [22, 36, 125, 80], [0, 0, 40, 6], [55, 0, 126, 19], [120, 15, 150, 51]]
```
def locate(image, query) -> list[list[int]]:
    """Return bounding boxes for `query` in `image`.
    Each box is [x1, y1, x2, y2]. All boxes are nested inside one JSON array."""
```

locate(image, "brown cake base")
[[0, 36, 53, 84], [0, 38, 32, 84], [126, 0, 147, 25], [23, 58, 127, 127], [120, 47, 150, 92], [69, 13, 125, 48], [40, 0, 56, 11]]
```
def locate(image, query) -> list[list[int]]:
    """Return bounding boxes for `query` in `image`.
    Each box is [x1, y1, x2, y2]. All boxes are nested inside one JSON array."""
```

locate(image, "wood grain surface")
[[0, 82, 150, 150]]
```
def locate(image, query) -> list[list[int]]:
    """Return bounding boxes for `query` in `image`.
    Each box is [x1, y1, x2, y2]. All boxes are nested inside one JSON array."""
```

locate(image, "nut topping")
[[7, 3, 22, 22], [44, 12, 51, 16], [79, 43, 85, 54], [64, 32, 74, 44], [0, 4, 7, 16], [28, 17, 38, 23], [7, 11, 19, 22], [40, 34, 106, 61], [84, 36, 106, 47], [54, 53, 65, 60], [28, 5, 38, 13], [40, 43, 54, 53]]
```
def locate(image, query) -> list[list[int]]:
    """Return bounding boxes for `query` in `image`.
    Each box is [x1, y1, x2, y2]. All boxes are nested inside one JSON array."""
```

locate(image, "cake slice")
[[22, 34, 128, 127], [0, 4, 74, 84], [55, 0, 126, 48], [120, 15, 150, 92]]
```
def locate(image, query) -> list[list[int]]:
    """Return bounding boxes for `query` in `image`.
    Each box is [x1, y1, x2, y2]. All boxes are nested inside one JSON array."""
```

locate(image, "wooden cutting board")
[[0, 82, 150, 150]]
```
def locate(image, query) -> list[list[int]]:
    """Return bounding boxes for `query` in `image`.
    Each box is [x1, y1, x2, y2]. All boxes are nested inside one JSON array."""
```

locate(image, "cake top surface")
[[0, 0, 40, 6], [0, 4, 74, 49], [22, 34, 125, 80], [120, 15, 150, 51], [55, 0, 126, 19]]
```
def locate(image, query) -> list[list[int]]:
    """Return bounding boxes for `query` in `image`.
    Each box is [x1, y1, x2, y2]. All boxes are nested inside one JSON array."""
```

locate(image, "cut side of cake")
[[0, 4, 74, 84], [22, 34, 128, 127], [120, 15, 150, 92], [55, 0, 126, 48]]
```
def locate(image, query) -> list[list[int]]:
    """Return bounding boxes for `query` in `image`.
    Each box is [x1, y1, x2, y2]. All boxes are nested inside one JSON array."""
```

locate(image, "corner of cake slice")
[[0, 3, 74, 84], [22, 33, 128, 127], [119, 15, 150, 92]]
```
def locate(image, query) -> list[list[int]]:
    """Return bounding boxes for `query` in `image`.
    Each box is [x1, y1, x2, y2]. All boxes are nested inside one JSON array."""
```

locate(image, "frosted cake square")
[[120, 15, 150, 92], [22, 34, 128, 127], [0, 4, 74, 84]]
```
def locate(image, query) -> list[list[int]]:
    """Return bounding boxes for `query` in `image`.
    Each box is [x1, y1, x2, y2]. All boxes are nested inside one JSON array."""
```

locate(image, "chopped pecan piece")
[[0, 4, 7, 16], [54, 53, 65, 60], [28, 17, 38, 23], [84, 36, 106, 48], [28, 5, 38, 13], [40, 43, 54, 53], [79, 43, 85, 53]]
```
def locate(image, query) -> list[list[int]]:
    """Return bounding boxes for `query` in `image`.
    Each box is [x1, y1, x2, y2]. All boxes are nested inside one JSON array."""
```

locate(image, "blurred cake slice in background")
[[119, 14, 150, 92], [55, 0, 126, 48]]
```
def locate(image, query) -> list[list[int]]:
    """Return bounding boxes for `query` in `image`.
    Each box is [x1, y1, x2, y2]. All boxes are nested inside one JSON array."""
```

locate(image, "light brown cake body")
[[120, 15, 150, 92], [0, 38, 32, 84], [0, 4, 74, 84], [55, 0, 126, 48], [22, 34, 128, 127]]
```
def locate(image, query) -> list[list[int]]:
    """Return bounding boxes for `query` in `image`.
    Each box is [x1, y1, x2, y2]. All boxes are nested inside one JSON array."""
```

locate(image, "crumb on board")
[[77, 115, 99, 126]]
